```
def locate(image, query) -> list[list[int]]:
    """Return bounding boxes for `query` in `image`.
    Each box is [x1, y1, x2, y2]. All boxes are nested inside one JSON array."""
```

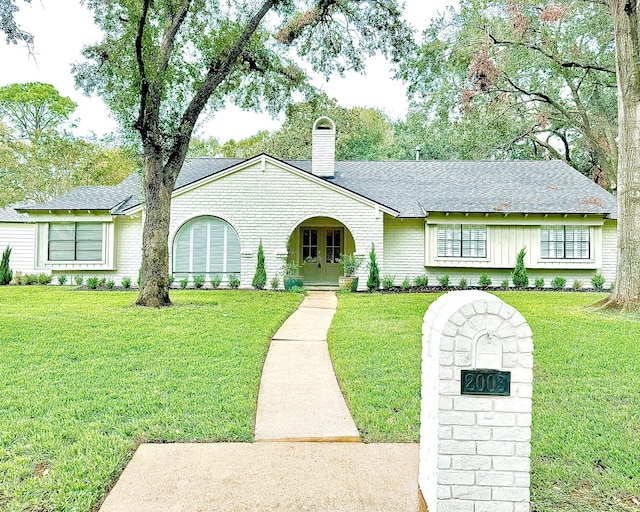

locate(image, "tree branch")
[[134, 0, 152, 138]]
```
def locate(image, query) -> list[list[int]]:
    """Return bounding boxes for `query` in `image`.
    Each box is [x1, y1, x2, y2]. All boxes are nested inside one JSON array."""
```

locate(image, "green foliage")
[[270, 275, 280, 290], [572, 279, 583, 291], [56, 274, 67, 286], [413, 275, 429, 288], [366, 243, 380, 292], [0, 245, 12, 285], [193, 275, 205, 289], [534, 278, 545, 289], [458, 277, 468, 289], [478, 273, 492, 289], [399, 1, 617, 184], [437, 274, 450, 287], [106, 279, 115, 290], [252, 241, 267, 290], [340, 253, 364, 277], [86, 277, 99, 290], [551, 276, 567, 290], [591, 272, 605, 291], [11, 270, 22, 285], [381, 275, 395, 290], [501, 279, 510, 289], [512, 248, 529, 288], [210, 275, 222, 289], [288, 285, 307, 294], [122, 276, 131, 289], [97, 277, 106, 288], [400, 276, 411, 291], [36, 273, 52, 285], [228, 274, 240, 289], [22, 273, 37, 285], [180, 277, 188, 289], [74, 274, 84, 286], [168, 275, 175, 287]]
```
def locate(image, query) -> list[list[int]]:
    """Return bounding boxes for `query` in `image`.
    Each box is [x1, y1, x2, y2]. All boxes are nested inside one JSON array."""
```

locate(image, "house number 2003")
[[461, 369, 511, 396]]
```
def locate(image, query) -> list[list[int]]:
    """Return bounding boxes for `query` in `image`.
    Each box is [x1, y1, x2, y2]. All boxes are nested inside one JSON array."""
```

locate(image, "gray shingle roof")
[[0, 206, 30, 223], [17, 157, 618, 219]]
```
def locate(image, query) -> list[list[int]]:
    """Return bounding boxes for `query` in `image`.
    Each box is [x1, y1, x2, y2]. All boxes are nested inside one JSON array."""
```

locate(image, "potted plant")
[[283, 260, 303, 291], [339, 253, 364, 292]]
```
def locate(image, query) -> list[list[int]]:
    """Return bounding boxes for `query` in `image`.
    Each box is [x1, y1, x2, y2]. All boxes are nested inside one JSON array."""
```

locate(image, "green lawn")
[[0, 287, 302, 512], [328, 291, 640, 512]]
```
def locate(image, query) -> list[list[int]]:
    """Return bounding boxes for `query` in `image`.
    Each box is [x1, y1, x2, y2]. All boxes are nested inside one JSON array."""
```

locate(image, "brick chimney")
[[312, 116, 336, 178]]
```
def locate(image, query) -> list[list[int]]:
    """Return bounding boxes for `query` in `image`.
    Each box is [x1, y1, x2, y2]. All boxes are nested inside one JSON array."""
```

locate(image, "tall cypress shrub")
[[0, 246, 12, 285], [512, 247, 529, 288], [252, 240, 267, 290], [367, 242, 380, 291]]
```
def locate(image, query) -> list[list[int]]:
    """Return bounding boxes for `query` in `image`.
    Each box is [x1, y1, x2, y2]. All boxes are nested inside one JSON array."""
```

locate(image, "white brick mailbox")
[[419, 291, 533, 512]]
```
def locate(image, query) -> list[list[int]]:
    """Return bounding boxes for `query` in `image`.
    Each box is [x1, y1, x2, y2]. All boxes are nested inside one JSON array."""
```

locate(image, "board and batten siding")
[[0, 222, 37, 275], [112, 214, 143, 283], [167, 159, 386, 289], [601, 219, 617, 287]]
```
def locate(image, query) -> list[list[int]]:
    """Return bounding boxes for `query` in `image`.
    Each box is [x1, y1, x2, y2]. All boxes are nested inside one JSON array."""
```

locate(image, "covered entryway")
[[288, 217, 355, 286]]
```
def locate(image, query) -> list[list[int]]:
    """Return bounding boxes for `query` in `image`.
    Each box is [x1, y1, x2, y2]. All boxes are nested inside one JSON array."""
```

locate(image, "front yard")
[[1, 287, 638, 511], [328, 291, 640, 512], [0, 287, 301, 511]]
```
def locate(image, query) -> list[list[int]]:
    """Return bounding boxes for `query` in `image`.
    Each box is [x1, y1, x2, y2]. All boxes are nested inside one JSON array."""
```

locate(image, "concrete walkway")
[[99, 291, 419, 511]]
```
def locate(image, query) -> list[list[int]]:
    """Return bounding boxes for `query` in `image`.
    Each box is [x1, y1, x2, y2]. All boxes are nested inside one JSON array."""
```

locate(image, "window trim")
[[540, 225, 590, 260], [47, 222, 104, 262], [437, 224, 487, 259]]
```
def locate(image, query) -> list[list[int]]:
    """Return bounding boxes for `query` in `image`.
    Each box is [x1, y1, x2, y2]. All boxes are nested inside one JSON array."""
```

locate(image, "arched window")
[[172, 216, 241, 281]]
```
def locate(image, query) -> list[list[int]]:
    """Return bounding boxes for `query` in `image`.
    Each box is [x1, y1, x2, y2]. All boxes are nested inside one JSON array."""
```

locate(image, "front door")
[[301, 227, 343, 285]]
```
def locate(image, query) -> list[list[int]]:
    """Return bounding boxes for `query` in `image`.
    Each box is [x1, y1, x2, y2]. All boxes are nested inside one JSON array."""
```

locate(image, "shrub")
[[438, 274, 450, 287], [340, 253, 364, 277], [512, 247, 529, 288], [57, 274, 67, 286], [458, 277, 468, 289], [572, 279, 583, 291], [381, 275, 395, 290], [180, 277, 188, 289], [0, 246, 12, 285], [400, 276, 411, 291], [501, 279, 509, 289], [551, 276, 567, 290], [106, 279, 115, 290], [252, 240, 267, 290], [289, 285, 306, 294], [478, 273, 492, 289], [122, 276, 132, 289], [12, 271, 23, 285], [366, 243, 380, 291], [210, 275, 222, 289], [591, 272, 605, 291], [74, 274, 84, 286], [534, 278, 545, 289], [228, 274, 240, 289], [97, 277, 106, 288], [270, 275, 280, 290], [193, 274, 205, 289], [168, 275, 175, 287], [413, 275, 428, 288], [37, 273, 52, 285], [86, 277, 99, 289], [23, 274, 38, 285]]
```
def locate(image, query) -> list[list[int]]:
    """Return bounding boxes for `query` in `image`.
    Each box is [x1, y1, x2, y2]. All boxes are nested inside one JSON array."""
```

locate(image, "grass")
[[328, 291, 640, 512], [0, 287, 302, 512]]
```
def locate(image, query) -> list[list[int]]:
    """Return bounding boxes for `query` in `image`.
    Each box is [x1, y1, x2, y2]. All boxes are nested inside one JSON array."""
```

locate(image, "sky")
[[0, 0, 453, 142]]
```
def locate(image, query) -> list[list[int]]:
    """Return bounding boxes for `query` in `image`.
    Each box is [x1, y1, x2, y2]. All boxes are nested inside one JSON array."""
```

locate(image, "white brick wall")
[[420, 291, 533, 512], [168, 159, 384, 290]]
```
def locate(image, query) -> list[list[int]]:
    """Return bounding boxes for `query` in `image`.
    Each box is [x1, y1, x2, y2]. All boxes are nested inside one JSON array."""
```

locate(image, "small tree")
[[0, 246, 12, 285], [252, 240, 267, 290], [367, 242, 380, 292], [512, 247, 529, 289]]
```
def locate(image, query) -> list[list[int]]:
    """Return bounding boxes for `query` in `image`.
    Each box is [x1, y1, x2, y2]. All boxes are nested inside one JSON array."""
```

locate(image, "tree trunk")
[[135, 152, 174, 307], [603, 0, 640, 311]]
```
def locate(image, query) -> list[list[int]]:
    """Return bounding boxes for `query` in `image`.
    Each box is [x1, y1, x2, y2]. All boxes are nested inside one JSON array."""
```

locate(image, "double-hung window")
[[437, 225, 487, 258], [48, 223, 103, 261], [540, 226, 590, 259]]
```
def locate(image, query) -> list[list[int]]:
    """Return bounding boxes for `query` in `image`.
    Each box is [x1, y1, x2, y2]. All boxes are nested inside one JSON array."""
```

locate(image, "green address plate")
[[461, 369, 511, 397]]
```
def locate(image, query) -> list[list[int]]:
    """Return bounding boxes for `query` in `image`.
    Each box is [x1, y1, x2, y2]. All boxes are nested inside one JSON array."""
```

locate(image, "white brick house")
[[0, 117, 618, 290]]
